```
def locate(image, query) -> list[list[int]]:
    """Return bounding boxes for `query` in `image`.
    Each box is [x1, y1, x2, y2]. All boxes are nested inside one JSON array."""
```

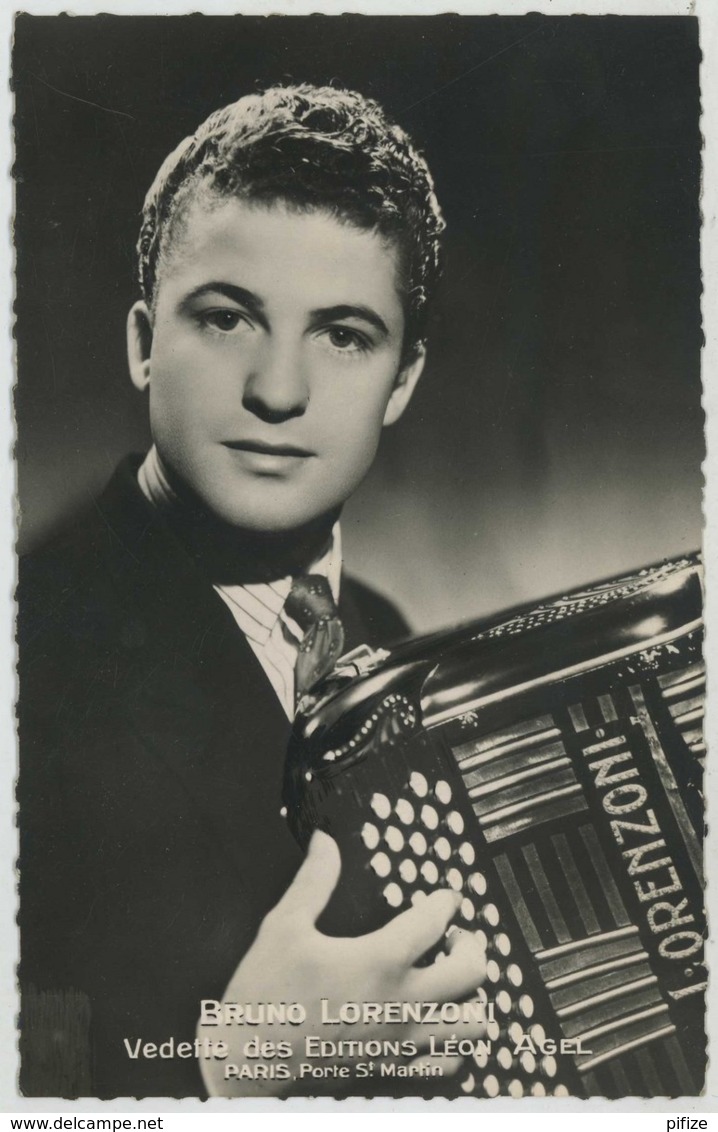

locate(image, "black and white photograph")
[[10, 3, 709, 1107]]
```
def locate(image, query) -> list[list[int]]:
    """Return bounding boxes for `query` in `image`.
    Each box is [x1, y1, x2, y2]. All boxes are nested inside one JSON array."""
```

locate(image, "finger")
[[446, 923, 481, 956], [406, 928, 486, 1002], [274, 829, 341, 924], [440, 1055, 468, 1079], [368, 888, 460, 965], [406, 1053, 465, 1079], [410, 1015, 487, 1047]]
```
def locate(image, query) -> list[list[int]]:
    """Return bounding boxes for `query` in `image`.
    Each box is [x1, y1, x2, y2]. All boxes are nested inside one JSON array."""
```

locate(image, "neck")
[[138, 446, 338, 584]]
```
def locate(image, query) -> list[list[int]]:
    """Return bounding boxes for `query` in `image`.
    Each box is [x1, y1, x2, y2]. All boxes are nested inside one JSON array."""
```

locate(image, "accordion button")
[[483, 1074, 500, 1098], [410, 891, 427, 906], [483, 902, 500, 927], [519, 995, 535, 1019], [370, 793, 391, 820], [420, 804, 439, 830], [435, 837, 451, 861], [497, 1046, 513, 1071], [508, 1079, 524, 1098], [460, 897, 476, 922], [370, 852, 391, 878], [474, 929, 488, 952], [507, 963, 523, 987], [447, 867, 463, 891], [541, 1055, 558, 1079], [384, 826, 404, 852], [496, 990, 512, 1014], [435, 780, 452, 805], [473, 1045, 489, 1070], [530, 1024, 546, 1046], [458, 842, 475, 865], [461, 1073, 475, 1094], [421, 860, 439, 885], [409, 771, 429, 797], [361, 823, 380, 850], [474, 985, 489, 1006], [447, 811, 465, 835], [395, 799, 415, 825], [486, 959, 501, 983], [531, 1082, 547, 1097], [508, 1021, 524, 1046], [487, 1019, 501, 1042], [409, 831, 428, 856], [494, 932, 511, 957], [469, 872, 487, 897], [383, 882, 404, 908], [554, 1084, 570, 1097], [399, 858, 418, 883], [520, 1051, 536, 1075]]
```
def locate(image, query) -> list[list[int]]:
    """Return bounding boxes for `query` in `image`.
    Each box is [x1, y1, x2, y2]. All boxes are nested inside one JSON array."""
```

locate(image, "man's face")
[[128, 196, 423, 532]]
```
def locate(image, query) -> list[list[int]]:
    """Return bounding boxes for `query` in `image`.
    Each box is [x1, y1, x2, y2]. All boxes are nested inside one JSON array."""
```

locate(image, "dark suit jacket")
[[17, 459, 409, 1099]]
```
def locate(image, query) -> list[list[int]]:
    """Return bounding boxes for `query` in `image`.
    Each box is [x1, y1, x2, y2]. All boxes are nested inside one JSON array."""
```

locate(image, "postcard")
[[9, 0, 712, 1109]]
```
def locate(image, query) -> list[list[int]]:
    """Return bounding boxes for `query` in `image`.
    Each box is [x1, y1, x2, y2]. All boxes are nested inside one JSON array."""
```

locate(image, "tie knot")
[[285, 574, 338, 633]]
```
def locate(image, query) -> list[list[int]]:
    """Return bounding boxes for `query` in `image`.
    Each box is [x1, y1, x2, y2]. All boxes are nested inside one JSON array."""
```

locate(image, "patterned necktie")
[[285, 574, 345, 703]]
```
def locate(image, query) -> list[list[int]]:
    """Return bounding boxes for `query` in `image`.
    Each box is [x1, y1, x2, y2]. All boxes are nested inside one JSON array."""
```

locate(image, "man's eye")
[[200, 309, 244, 332], [324, 326, 369, 352]]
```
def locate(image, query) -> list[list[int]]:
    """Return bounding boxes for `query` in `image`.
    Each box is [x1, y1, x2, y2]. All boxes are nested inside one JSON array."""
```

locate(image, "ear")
[[382, 344, 426, 427], [127, 301, 154, 392]]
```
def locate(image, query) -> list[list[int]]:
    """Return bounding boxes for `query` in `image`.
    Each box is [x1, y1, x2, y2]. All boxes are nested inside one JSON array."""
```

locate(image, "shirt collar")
[[138, 444, 180, 510], [227, 524, 342, 647]]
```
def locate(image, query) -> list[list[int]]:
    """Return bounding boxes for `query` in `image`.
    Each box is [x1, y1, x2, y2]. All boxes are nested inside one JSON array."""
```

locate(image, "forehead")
[[156, 195, 405, 317]]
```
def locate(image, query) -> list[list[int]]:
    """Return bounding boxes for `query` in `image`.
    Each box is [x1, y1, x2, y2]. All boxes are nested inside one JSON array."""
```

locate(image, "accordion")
[[283, 555, 706, 1099]]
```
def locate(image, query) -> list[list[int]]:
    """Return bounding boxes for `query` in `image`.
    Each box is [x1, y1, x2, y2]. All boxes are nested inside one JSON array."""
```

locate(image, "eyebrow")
[[309, 305, 389, 338], [179, 283, 268, 326], [179, 286, 390, 338]]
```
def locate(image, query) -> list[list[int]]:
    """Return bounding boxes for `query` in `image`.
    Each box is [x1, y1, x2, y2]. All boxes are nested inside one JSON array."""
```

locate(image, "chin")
[[203, 493, 333, 536]]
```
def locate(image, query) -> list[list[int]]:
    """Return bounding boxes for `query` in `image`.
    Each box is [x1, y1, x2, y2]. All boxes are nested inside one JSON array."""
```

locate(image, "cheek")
[[319, 396, 388, 477], [149, 345, 219, 424], [148, 377, 209, 456], [317, 367, 398, 442], [151, 335, 250, 420]]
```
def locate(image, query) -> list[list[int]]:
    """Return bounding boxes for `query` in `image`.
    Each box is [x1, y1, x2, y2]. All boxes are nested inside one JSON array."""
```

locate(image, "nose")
[[242, 337, 309, 423]]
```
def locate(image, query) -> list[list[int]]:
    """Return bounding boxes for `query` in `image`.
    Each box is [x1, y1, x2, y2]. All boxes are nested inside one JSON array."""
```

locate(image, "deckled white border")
[[0, 0, 703, 13], [1, 0, 714, 1116]]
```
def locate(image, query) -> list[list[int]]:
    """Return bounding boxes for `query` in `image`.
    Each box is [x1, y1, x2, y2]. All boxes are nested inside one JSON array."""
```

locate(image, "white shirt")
[[213, 531, 341, 719], [137, 446, 342, 720]]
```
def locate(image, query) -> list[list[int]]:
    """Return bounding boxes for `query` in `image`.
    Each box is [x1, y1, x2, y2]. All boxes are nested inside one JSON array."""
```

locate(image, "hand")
[[199, 830, 486, 1097]]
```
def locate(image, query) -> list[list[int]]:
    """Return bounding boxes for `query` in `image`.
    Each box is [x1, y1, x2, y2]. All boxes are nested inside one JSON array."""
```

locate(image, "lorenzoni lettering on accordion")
[[282, 554, 705, 1099]]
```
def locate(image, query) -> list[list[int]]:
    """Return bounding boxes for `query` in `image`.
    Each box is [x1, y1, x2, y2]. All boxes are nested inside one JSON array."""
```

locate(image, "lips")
[[222, 439, 314, 457]]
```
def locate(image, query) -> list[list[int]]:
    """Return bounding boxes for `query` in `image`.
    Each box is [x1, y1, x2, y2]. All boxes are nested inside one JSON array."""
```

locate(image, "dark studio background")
[[13, 14, 703, 632]]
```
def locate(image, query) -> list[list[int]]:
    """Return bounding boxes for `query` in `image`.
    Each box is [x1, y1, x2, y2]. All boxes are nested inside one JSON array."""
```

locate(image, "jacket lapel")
[[95, 460, 304, 905]]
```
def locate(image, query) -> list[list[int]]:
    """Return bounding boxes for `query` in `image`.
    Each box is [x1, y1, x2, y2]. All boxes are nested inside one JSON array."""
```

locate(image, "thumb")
[[276, 829, 342, 924]]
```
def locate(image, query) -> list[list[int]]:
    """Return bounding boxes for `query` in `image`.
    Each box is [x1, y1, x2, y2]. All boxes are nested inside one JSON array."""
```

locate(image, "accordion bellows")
[[284, 555, 705, 1098]]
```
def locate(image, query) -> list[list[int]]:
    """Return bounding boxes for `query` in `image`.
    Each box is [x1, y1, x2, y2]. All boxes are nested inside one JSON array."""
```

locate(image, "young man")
[[18, 84, 484, 1098]]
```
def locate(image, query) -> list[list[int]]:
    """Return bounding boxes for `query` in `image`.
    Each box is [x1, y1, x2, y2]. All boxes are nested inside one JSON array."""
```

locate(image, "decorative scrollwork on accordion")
[[283, 555, 705, 1098]]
